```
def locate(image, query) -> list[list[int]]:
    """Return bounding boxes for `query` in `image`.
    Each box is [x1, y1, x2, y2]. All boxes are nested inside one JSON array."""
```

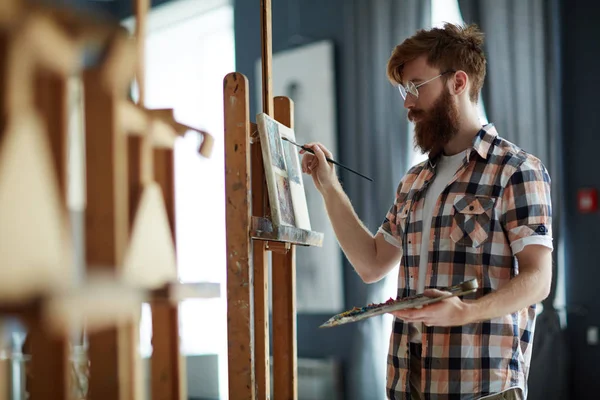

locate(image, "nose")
[[403, 95, 416, 110]]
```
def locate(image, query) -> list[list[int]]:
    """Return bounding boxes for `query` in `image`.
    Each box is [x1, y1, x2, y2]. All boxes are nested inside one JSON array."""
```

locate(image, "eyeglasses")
[[397, 70, 456, 100]]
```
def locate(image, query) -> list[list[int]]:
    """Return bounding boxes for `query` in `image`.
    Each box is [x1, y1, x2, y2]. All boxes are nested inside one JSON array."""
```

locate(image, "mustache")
[[408, 109, 425, 122]]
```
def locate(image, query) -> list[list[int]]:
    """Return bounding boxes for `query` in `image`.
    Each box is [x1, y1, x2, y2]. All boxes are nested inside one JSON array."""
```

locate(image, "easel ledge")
[[251, 216, 324, 247]]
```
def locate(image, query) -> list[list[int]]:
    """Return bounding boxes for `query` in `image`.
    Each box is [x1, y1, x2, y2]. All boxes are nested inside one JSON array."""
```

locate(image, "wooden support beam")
[[0, 323, 5, 400], [224, 72, 255, 400], [257, 4, 275, 395], [26, 312, 69, 400], [153, 148, 176, 241], [25, 69, 71, 400], [35, 71, 68, 202], [271, 245, 297, 399], [0, 31, 8, 140], [252, 108, 271, 400], [260, 0, 273, 116], [272, 96, 298, 400], [84, 67, 133, 400], [151, 147, 186, 400]]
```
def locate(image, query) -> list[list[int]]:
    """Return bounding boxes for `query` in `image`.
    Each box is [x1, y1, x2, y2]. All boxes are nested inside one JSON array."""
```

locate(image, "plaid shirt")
[[380, 124, 553, 399]]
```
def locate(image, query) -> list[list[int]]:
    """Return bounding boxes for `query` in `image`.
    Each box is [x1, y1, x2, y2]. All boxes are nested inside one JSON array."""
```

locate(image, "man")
[[300, 23, 553, 400]]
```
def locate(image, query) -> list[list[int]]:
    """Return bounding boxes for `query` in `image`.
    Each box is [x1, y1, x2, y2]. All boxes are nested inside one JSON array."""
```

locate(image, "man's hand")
[[390, 289, 474, 327], [300, 142, 340, 194]]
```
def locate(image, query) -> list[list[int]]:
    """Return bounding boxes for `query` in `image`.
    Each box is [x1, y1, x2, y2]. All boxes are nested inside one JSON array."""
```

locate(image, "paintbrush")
[[281, 137, 374, 182]]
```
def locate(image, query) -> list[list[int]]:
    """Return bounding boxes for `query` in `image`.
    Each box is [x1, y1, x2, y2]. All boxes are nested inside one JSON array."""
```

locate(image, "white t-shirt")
[[409, 151, 466, 342]]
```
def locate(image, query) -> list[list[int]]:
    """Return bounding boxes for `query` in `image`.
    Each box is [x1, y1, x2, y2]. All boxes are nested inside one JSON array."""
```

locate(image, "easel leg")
[[151, 148, 186, 400], [28, 60, 70, 400], [151, 302, 184, 400], [224, 72, 256, 399], [84, 67, 134, 400], [271, 96, 298, 400], [272, 246, 298, 400], [26, 312, 69, 400], [35, 71, 68, 200], [252, 107, 271, 399], [253, 241, 271, 400]]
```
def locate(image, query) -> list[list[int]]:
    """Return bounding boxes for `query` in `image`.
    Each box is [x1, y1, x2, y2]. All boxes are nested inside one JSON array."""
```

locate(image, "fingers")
[[391, 311, 431, 325], [303, 142, 334, 160], [303, 143, 329, 166], [312, 146, 328, 167], [301, 152, 313, 173], [301, 153, 321, 174], [423, 289, 450, 298], [301, 142, 334, 174], [390, 310, 425, 320]]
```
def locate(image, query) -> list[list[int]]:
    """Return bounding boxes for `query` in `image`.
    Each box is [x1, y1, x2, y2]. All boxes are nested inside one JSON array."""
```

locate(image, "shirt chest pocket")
[[396, 200, 413, 240], [450, 195, 496, 248]]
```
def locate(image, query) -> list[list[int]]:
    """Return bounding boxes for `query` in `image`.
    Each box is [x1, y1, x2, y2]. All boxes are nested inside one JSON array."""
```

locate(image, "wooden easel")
[[224, 1, 323, 399]]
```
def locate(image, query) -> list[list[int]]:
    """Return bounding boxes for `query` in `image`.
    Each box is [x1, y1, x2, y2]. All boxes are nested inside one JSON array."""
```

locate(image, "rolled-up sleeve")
[[379, 194, 402, 249], [501, 157, 554, 254]]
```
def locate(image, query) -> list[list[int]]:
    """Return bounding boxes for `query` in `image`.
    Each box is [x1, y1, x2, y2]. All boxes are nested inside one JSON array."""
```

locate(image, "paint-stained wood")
[[272, 97, 298, 400], [154, 149, 176, 238], [84, 67, 132, 400], [27, 68, 70, 400], [151, 302, 185, 400], [151, 147, 186, 400], [251, 216, 324, 247], [224, 72, 255, 400], [260, 0, 273, 116], [35, 71, 68, 201], [0, 327, 5, 400], [252, 119, 270, 400], [0, 32, 6, 140], [271, 244, 298, 400], [26, 312, 69, 400]]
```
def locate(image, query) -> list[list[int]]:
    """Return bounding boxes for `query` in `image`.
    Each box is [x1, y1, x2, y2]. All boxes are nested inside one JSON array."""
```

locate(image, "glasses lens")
[[398, 85, 407, 100], [407, 81, 419, 98]]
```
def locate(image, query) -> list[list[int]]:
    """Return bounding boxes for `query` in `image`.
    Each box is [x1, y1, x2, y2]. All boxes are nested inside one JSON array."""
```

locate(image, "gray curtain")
[[340, 1, 430, 399], [458, 1, 567, 399]]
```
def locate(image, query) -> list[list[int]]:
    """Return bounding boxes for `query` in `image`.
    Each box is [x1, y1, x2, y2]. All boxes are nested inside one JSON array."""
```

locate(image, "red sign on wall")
[[578, 188, 598, 213]]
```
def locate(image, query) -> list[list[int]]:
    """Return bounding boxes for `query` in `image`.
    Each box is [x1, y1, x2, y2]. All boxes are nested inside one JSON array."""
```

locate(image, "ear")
[[449, 70, 469, 96]]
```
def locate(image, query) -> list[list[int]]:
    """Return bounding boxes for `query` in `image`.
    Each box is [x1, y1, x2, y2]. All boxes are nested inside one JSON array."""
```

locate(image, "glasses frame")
[[397, 70, 456, 100]]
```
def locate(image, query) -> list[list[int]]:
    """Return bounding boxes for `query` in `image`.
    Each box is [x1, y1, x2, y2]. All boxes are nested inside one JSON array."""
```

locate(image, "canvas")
[[256, 113, 311, 230]]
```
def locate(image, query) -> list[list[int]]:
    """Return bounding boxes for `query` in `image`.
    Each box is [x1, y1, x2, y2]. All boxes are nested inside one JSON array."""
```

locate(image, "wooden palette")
[[319, 279, 478, 328]]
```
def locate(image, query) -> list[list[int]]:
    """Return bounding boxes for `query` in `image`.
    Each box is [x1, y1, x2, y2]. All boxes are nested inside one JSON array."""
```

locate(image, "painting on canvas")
[[256, 113, 311, 231]]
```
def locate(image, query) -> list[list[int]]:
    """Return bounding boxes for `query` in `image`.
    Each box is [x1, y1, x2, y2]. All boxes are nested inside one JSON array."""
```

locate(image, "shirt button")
[[469, 205, 474, 211]]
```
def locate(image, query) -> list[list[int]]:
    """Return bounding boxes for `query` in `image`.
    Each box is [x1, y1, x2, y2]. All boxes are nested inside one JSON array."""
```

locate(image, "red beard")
[[409, 88, 460, 155]]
